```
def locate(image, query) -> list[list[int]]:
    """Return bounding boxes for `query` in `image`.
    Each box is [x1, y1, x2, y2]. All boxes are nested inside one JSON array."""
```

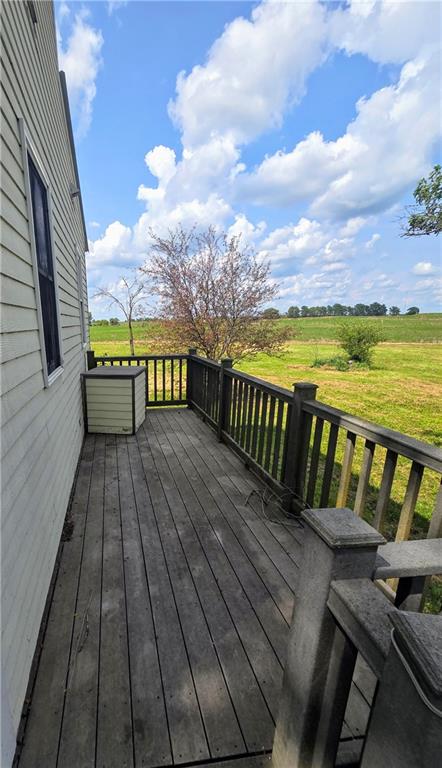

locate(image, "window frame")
[[19, 118, 64, 387]]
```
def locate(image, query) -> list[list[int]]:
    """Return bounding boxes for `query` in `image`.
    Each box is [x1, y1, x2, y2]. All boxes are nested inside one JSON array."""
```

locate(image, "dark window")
[[28, 155, 61, 376]]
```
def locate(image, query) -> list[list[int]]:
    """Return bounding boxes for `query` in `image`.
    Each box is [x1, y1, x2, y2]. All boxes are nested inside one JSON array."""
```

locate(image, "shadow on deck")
[[16, 408, 370, 768]]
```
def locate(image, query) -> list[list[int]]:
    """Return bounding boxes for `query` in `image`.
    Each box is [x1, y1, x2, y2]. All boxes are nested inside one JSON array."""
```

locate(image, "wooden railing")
[[272, 507, 442, 768], [186, 352, 441, 543], [87, 348, 442, 542], [87, 350, 187, 406]]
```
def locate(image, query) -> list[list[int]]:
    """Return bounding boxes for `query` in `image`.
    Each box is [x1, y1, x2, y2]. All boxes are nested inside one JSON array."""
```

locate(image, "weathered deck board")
[[17, 408, 369, 768], [57, 435, 104, 768], [96, 435, 133, 768]]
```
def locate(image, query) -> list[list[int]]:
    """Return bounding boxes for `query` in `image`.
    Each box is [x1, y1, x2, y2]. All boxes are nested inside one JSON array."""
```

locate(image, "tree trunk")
[[128, 319, 135, 356]]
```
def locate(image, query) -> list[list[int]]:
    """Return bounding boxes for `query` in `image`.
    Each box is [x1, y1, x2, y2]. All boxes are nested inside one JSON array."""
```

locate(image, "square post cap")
[[302, 507, 386, 549]]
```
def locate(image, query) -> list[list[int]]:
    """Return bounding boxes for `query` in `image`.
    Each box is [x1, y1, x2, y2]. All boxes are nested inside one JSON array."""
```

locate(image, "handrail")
[[303, 400, 442, 473], [224, 367, 293, 403], [94, 353, 187, 361], [190, 355, 221, 371]]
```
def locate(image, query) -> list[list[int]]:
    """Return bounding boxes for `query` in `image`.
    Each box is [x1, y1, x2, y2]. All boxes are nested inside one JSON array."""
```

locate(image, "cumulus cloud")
[[227, 214, 267, 244], [87, 221, 138, 272], [87, 0, 440, 310], [259, 218, 355, 275], [169, 0, 328, 148], [58, 10, 103, 137], [412, 261, 438, 275], [279, 269, 352, 304], [238, 51, 440, 219], [366, 233, 381, 249], [329, 0, 441, 65]]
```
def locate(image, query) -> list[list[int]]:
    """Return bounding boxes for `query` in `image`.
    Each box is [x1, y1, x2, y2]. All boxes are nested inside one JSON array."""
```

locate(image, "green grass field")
[[91, 312, 442, 348], [90, 314, 442, 610]]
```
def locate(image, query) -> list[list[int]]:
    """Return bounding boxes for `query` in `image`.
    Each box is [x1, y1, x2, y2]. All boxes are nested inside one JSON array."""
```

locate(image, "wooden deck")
[[17, 408, 370, 768]]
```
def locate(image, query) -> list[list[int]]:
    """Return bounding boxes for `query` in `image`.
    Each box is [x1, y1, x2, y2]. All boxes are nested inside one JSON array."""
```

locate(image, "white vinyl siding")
[[0, 3, 90, 765]]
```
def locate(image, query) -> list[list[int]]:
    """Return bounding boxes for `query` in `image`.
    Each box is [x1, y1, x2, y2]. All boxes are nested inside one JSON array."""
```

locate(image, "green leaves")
[[403, 165, 442, 237]]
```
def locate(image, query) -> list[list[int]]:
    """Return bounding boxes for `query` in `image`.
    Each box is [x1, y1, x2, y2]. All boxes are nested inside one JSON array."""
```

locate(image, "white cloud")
[[339, 217, 370, 237], [144, 145, 177, 185], [279, 270, 352, 303], [238, 51, 440, 219], [58, 10, 103, 137], [413, 277, 442, 302], [107, 1, 128, 16], [259, 218, 355, 273], [87, 221, 138, 272], [227, 214, 266, 244], [169, 0, 328, 148], [412, 261, 438, 275], [329, 0, 441, 65], [88, 220, 101, 229], [86, 0, 440, 311], [361, 272, 398, 292], [322, 261, 347, 273], [366, 233, 381, 249], [133, 194, 232, 248]]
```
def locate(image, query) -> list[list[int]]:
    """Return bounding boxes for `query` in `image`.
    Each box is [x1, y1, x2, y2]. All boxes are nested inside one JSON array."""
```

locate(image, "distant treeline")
[[90, 304, 422, 324], [262, 304, 420, 319]]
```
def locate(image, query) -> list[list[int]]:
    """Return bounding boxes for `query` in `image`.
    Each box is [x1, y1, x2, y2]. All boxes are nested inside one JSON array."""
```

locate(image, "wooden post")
[[272, 507, 385, 768], [187, 348, 197, 406], [282, 382, 318, 508], [86, 349, 96, 370], [217, 358, 233, 441], [361, 612, 442, 768]]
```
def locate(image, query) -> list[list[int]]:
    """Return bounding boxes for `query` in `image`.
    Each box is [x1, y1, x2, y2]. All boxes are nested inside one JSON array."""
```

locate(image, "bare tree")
[[94, 275, 150, 355], [140, 226, 289, 361]]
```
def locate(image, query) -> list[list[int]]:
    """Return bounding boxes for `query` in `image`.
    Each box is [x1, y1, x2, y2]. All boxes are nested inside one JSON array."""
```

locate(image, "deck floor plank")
[[128, 435, 210, 764], [144, 413, 276, 751], [168, 410, 300, 598], [117, 438, 172, 767], [144, 414, 284, 722], [136, 423, 245, 760], [17, 408, 369, 768], [58, 435, 105, 768], [160, 411, 294, 638], [96, 435, 133, 768], [177, 408, 304, 556]]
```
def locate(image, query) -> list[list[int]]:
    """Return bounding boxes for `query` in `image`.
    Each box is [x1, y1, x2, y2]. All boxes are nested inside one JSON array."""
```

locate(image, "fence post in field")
[[187, 348, 197, 406], [361, 612, 442, 768], [282, 381, 318, 509], [217, 358, 233, 441], [272, 507, 385, 768], [86, 349, 96, 370]]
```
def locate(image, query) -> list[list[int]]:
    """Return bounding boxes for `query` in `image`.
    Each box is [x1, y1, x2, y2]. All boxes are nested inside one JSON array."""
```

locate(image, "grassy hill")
[[90, 312, 442, 348], [279, 312, 442, 342]]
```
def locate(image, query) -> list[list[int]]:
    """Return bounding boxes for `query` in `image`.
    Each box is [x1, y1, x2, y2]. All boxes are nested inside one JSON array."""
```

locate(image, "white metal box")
[[82, 366, 146, 434]]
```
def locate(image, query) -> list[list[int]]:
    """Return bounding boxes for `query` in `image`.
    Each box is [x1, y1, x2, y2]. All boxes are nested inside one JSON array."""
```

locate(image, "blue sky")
[[56, 0, 441, 317]]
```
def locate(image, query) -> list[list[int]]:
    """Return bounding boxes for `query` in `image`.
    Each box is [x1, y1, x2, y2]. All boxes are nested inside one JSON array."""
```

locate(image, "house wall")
[[1, 3, 89, 764]]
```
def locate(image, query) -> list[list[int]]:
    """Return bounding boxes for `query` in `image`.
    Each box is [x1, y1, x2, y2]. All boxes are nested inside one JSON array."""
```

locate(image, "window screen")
[[28, 154, 61, 376]]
